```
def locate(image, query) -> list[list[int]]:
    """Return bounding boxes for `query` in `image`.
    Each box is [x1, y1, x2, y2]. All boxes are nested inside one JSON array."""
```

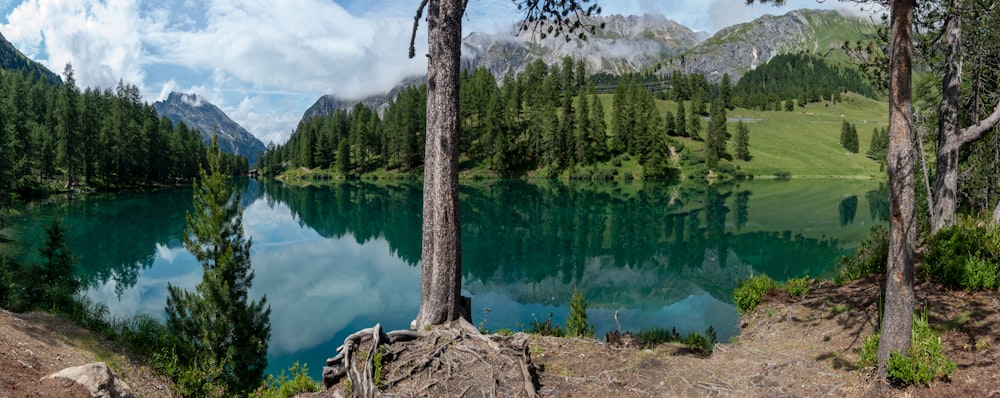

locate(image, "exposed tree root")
[[323, 319, 538, 398]]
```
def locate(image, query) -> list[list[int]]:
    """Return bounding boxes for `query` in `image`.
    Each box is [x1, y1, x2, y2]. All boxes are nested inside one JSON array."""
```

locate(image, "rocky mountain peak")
[[153, 92, 266, 166]]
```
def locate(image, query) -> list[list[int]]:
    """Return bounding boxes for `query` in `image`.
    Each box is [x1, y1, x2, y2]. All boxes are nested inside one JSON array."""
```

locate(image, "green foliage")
[[633, 326, 717, 354], [867, 126, 888, 162], [733, 52, 879, 110], [923, 217, 1000, 291], [527, 312, 564, 337], [252, 362, 321, 398], [773, 170, 791, 180], [566, 287, 594, 338], [14, 217, 81, 311], [165, 139, 271, 397], [782, 276, 812, 298], [735, 121, 751, 161], [733, 275, 777, 314], [859, 313, 955, 386], [839, 120, 859, 153], [858, 332, 879, 368], [835, 225, 889, 284]]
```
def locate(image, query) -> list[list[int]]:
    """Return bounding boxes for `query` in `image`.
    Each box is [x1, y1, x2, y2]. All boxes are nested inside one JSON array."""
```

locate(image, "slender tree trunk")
[[416, 0, 466, 329], [878, 0, 917, 382], [931, 2, 1000, 232], [931, 4, 963, 233]]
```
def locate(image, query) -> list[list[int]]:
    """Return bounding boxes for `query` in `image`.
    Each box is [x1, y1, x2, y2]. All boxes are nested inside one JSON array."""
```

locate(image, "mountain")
[[462, 13, 707, 78], [655, 9, 876, 83], [0, 32, 61, 85], [299, 14, 704, 124], [300, 75, 425, 123], [153, 92, 266, 166]]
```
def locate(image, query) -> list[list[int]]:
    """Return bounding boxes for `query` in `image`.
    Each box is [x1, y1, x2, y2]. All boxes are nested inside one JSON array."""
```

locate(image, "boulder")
[[41, 362, 134, 398]]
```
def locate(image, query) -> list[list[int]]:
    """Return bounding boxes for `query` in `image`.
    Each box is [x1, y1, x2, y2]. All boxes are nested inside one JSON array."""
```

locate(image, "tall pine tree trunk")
[[932, 3, 963, 233], [877, 0, 917, 382], [416, 0, 467, 329], [931, 1, 1000, 232]]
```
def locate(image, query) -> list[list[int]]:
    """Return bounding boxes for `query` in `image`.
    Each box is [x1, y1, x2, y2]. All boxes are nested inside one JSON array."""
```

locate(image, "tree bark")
[[932, 3, 963, 233], [931, 2, 1000, 233], [416, 0, 466, 329], [878, 0, 917, 383]]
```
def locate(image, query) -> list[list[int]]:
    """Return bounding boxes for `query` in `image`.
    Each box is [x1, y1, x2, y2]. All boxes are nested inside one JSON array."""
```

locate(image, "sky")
[[0, 0, 880, 146]]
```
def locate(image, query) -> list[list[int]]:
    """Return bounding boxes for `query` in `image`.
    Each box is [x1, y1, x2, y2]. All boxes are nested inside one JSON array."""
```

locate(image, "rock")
[[41, 362, 134, 398]]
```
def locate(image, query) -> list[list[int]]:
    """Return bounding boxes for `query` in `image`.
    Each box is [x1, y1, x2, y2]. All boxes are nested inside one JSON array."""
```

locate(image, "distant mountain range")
[[300, 9, 876, 126], [153, 92, 266, 166], [0, 32, 61, 85], [656, 9, 876, 83]]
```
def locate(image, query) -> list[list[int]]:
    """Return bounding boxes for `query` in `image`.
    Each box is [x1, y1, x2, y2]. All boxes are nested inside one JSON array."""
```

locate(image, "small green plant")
[[633, 326, 717, 354], [923, 216, 1000, 291], [835, 225, 888, 284], [528, 313, 564, 337], [857, 312, 955, 386], [831, 304, 853, 315], [477, 307, 492, 334], [373, 346, 385, 389], [782, 276, 812, 298], [733, 275, 776, 314], [774, 170, 791, 180], [566, 287, 594, 338], [252, 362, 321, 398]]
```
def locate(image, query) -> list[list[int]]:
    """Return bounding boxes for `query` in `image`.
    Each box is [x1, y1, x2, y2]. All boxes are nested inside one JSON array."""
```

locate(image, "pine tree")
[[165, 135, 271, 397], [840, 120, 850, 150], [720, 73, 733, 110], [706, 98, 729, 168], [735, 121, 752, 161], [688, 106, 702, 141], [847, 123, 860, 153], [566, 287, 593, 338], [675, 101, 687, 137], [337, 139, 351, 174], [56, 63, 81, 186], [588, 91, 607, 162], [26, 218, 80, 310]]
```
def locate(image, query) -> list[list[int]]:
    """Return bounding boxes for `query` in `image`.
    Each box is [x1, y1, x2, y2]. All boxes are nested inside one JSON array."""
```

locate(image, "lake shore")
[[4, 275, 994, 397]]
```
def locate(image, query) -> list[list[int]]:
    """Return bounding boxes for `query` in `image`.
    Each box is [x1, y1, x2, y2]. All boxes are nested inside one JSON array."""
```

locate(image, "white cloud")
[[2, 0, 146, 89]]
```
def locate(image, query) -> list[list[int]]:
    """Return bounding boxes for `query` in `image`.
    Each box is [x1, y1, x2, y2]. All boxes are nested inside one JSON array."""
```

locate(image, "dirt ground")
[[0, 309, 176, 397], [315, 276, 1000, 398], [1, 276, 998, 397]]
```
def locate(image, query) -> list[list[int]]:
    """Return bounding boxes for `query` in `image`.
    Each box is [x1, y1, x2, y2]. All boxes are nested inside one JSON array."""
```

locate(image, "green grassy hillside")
[[640, 92, 887, 178]]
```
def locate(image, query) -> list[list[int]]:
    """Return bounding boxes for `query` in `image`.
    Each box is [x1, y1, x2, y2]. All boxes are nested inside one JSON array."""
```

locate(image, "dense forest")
[[266, 53, 880, 182], [0, 64, 248, 213], [265, 59, 724, 180], [731, 52, 879, 111]]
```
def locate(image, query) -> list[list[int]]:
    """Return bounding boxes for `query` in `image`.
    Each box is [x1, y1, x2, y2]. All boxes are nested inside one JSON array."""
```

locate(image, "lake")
[[7, 178, 887, 379]]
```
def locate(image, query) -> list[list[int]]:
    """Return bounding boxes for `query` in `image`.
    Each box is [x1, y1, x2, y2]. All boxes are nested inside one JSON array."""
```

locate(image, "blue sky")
[[0, 0, 878, 145]]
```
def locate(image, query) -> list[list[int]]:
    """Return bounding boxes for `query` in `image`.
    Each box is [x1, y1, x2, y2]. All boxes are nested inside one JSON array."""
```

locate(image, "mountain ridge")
[[299, 8, 875, 125], [153, 92, 266, 166], [0, 32, 61, 85], [655, 9, 875, 83]]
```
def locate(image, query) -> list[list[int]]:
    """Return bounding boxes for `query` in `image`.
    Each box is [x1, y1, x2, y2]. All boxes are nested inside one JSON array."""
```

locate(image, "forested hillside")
[[732, 52, 879, 110], [0, 65, 247, 209], [265, 49, 886, 182]]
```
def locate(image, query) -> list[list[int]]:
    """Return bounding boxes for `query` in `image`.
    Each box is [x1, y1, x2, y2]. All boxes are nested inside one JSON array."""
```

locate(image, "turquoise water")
[[8, 178, 886, 378]]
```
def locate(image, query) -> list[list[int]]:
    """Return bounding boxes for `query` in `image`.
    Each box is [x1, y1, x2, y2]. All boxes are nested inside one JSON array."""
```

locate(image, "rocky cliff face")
[[462, 13, 707, 78], [153, 92, 266, 166], [656, 9, 874, 83]]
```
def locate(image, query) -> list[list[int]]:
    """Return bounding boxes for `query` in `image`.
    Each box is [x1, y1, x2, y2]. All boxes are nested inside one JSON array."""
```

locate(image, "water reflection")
[[10, 178, 887, 378]]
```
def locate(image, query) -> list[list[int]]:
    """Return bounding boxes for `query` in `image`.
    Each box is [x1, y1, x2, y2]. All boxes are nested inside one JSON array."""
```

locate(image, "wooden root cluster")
[[323, 319, 538, 398]]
